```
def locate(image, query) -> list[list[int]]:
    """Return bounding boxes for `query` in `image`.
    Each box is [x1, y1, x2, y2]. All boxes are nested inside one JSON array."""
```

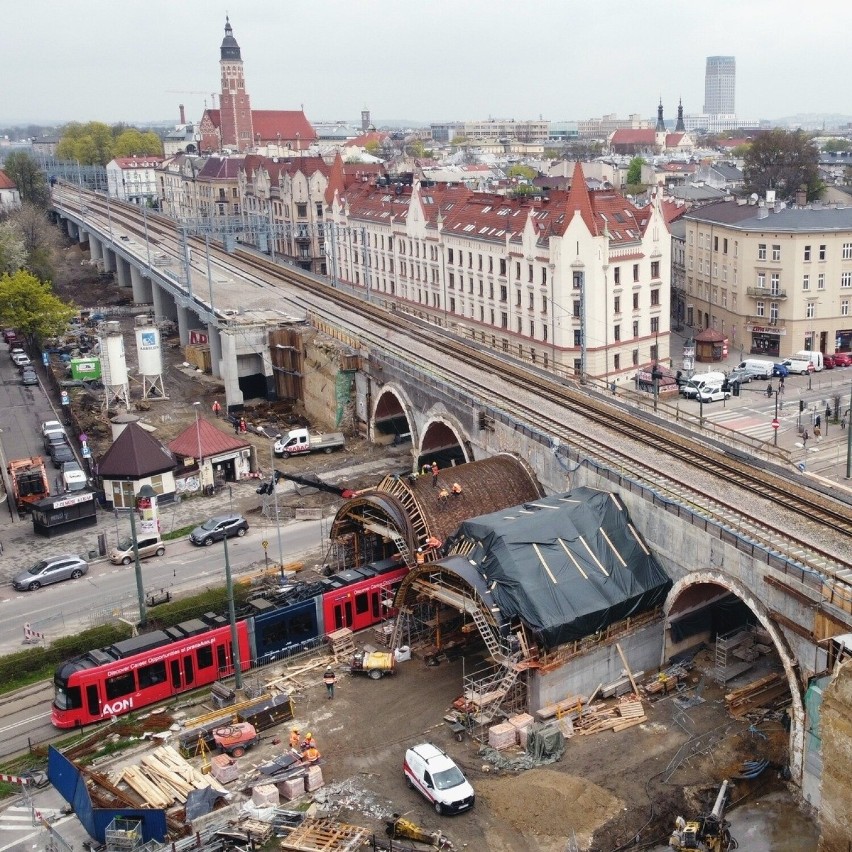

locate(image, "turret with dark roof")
[[656, 100, 666, 132], [675, 99, 686, 133], [220, 16, 241, 61]]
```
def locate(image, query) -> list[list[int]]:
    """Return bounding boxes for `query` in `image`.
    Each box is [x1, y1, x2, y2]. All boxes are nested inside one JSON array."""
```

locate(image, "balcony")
[[746, 286, 787, 300]]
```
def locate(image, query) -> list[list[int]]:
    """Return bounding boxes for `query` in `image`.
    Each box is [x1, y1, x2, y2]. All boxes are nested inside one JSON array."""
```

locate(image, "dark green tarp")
[[444, 487, 671, 649]]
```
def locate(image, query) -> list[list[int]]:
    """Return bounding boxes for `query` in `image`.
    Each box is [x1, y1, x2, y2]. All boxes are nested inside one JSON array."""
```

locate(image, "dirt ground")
[[53, 240, 802, 850]]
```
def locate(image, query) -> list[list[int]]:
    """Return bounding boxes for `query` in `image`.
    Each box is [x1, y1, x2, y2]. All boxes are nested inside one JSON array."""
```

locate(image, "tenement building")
[[325, 162, 672, 382], [682, 197, 852, 357]]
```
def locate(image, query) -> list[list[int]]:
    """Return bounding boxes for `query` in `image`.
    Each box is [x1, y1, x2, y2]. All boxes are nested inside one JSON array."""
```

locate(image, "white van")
[[795, 351, 823, 371], [730, 359, 775, 381], [681, 372, 727, 399], [781, 356, 811, 375]]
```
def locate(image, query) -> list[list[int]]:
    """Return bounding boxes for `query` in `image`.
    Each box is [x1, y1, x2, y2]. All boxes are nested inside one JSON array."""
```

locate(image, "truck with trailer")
[[8, 456, 50, 514], [273, 428, 345, 458]]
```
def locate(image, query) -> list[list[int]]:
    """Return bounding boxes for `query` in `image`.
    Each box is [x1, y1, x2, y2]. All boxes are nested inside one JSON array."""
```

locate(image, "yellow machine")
[[669, 780, 737, 851], [386, 815, 454, 850]]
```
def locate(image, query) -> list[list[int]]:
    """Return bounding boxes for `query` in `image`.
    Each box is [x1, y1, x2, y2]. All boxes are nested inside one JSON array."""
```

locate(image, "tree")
[[0, 269, 76, 340], [0, 221, 27, 274], [112, 129, 163, 158], [743, 129, 822, 201], [12, 203, 62, 282], [507, 164, 537, 182], [626, 157, 645, 186], [823, 138, 851, 153], [56, 121, 115, 166], [731, 143, 752, 158], [364, 140, 381, 156], [1, 151, 49, 206]]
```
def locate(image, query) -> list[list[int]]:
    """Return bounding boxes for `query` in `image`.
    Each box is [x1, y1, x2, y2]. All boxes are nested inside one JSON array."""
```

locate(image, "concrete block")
[[305, 765, 324, 791], [252, 783, 279, 807]]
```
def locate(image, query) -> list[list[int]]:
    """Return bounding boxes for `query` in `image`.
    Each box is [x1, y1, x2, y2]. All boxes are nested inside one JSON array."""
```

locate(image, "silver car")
[[12, 554, 89, 591]]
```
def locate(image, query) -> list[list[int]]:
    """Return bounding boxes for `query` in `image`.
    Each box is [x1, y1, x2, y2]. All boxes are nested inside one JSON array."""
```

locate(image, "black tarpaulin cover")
[[444, 487, 671, 649]]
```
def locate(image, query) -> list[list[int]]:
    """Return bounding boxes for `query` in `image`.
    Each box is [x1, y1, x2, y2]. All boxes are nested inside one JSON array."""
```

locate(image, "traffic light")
[[799, 400, 805, 413], [732, 381, 740, 397], [722, 378, 730, 392]]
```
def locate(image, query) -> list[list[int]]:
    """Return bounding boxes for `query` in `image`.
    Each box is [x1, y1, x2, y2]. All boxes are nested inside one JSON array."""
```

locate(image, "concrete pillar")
[[151, 281, 165, 322], [102, 248, 115, 274], [89, 237, 103, 262], [129, 265, 152, 304], [219, 329, 244, 410], [78, 227, 88, 246], [207, 322, 222, 379], [66, 219, 77, 240], [175, 304, 189, 347], [118, 256, 131, 289]]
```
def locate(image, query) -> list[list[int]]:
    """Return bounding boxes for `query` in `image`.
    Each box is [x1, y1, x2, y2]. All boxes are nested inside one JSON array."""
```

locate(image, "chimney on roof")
[[179, 104, 185, 125]]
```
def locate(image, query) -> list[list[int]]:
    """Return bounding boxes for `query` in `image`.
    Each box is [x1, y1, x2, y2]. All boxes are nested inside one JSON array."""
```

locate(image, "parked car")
[[403, 743, 475, 815], [12, 554, 89, 591], [43, 430, 68, 453], [61, 460, 88, 492], [9, 346, 25, 361], [20, 369, 38, 386], [110, 535, 165, 565], [696, 386, 731, 403], [823, 354, 836, 369], [189, 514, 249, 546], [780, 357, 811, 375], [3, 329, 18, 343], [772, 363, 789, 378], [834, 352, 852, 367], [12, 353, 32, 370], [41, 420, 65, 438], [50, 443, 76, 467]]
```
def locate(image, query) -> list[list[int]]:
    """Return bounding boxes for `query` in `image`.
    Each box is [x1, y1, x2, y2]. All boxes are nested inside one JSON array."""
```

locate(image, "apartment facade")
[[106, 157, 164, 204], [326, 162, 672, 382], [682, 199, 852, 357]]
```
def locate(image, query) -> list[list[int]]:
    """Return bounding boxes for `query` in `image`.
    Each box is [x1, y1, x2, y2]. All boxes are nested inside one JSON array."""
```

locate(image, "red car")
[[834, 352, 852, 367], [823, 354, 835, 369]]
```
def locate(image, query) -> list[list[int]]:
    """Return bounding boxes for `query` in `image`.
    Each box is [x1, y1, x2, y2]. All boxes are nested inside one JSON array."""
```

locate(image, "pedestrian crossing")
[[701, 405, 795, 442]]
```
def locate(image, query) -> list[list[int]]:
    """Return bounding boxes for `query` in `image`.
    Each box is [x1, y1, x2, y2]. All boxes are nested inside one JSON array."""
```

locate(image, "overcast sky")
[[4, 0, 850, 128]]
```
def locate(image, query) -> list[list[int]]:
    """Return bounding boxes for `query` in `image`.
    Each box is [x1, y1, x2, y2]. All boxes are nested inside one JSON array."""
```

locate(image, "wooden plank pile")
[[240, 818, 274, 843], [535, 694, 587, 721], [641, 664, 690, 696], [281, 817, 371, 851], [576, 697, 647, 736], [725, 672, 788, 718], [115, 745, 227, 808]]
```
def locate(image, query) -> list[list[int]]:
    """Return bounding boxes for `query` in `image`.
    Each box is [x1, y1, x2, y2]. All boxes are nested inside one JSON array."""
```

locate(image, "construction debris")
[[725, 672, 789, 718]]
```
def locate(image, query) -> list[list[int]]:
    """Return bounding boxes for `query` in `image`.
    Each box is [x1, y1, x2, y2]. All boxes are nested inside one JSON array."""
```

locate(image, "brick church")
[[198, 17, 316, 154]]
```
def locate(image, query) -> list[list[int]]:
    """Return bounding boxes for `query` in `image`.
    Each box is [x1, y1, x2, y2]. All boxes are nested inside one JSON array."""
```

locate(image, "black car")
[[189, 514, 250, 546], [43, 430, 68, 453], [50, 442, 76, 467], [21, 369, 38, 386]]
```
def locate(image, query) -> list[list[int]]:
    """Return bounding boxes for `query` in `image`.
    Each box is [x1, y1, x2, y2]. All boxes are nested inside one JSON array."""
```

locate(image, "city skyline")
[[4, 0, 851, 128]]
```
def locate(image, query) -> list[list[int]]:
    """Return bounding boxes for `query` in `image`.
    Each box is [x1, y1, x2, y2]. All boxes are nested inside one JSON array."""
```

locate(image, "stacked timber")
[[725, 673, 788, 717], [642, 664, 690, 696], [535, 694, 587, 722], [577, 697, 646, 736]]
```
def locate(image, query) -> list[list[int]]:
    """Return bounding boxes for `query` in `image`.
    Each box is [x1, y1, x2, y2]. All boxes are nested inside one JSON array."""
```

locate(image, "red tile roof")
[[345, 131, 389, 148], [0, 170, 17, 189], [251, 110, 317, 143], [611, 129, 657, 146], [112, 157, 165, 169], [242, 154, 330, 185], [168, 418, 251, 459], [197, 157, 246, 180], [325, 152, 346, 205], [565, 161, 597, 235]]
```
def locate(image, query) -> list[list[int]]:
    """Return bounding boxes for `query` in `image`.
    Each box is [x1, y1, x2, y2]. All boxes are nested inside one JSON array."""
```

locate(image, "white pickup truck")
[[274, 428, 345, 458]]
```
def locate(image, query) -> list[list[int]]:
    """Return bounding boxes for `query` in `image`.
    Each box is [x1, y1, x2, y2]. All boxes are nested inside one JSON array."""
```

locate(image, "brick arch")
[[371, 384, 418, 447], [664, 571, 805, 783], [418, 413, 471, 471]]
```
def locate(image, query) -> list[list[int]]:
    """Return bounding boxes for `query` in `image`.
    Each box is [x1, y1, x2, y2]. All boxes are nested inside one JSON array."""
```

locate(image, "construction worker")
[[301, 742, 321, 763], [451, 482, 463, 496], [323, 666, 337, 699], [431, 461, 439, 486], [289, 727, 300, 751], [212, 400, 222, 417]]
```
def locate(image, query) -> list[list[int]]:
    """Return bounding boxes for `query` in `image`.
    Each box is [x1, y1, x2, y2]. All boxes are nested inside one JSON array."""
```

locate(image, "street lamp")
[[192, 401, 204, 489], [130, 483, 157, 627], [269, 439, 285, 576]]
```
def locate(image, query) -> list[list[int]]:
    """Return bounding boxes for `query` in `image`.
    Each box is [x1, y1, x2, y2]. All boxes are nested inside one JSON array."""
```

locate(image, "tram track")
[[62, 193, 852, 579]]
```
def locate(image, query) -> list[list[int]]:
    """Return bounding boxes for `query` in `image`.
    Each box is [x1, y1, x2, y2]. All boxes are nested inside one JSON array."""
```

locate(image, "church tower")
[[675, 99, 686, 133], [218, 17, 254, 151], [655, 100, 666, 151]]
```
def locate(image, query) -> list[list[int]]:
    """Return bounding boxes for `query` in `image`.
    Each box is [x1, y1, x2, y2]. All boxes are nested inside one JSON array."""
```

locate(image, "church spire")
[[675, 98, 686, 133], [220, 15, 242, 61], [655, 99, 666, 132]]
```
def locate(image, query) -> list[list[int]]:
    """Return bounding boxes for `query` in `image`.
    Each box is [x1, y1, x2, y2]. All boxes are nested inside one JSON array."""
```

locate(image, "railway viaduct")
[[52, 197, 852, 816]]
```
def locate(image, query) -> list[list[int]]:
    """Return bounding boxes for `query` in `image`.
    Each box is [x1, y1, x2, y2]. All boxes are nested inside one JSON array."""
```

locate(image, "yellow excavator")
[[669, 780, 738, 851]]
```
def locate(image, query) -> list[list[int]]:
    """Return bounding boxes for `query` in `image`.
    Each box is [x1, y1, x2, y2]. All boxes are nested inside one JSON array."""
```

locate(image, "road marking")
[[0, 712, 52, 735]]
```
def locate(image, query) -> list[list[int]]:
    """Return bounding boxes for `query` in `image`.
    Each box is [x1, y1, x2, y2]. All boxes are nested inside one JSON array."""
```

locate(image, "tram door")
[[334, 601, 353, 630], [170, 659, 182, 689], [87, 684, 100, 717]]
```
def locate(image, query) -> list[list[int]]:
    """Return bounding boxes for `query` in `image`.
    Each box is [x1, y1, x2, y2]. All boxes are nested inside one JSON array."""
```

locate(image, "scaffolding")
[[105, 816, 159, 851]]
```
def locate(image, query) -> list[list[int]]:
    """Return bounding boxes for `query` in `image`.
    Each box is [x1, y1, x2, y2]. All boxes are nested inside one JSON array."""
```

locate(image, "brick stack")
[[278, 777, 306, 800], [210, 754, 239, 784], [252, 784, 279, 806], [305, 765, 324, 791], [488, 722, 517, 750]]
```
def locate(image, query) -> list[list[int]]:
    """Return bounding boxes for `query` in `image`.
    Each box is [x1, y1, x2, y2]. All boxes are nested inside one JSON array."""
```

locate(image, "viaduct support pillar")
[[102, 247, 115, 274], [89, 237, 103, 263], [207, 322, 222, 379], [176, 303, 189, 347], [129, 265, 152, 304], [151, 282, 165, 322], [116, 256, 130, 290], [219, 329, 244, 411]]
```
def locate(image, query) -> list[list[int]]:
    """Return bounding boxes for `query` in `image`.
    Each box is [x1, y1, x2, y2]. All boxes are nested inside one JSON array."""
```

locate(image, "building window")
[[573, 300, 581, 318], [478, 254, 483, 271], [772, 244, 781, 261], [613, 266, 621, 285], [818, 273, 825, 290], [515, 261, 521, 279], [297, 203, 307, 218], [501, 312, 508, 328], [632, 320, 639, 337], [573, 271, 583, 289], [819, 244, 827, 261], [614, 296, 621, 314], [528, 292, 535, 310], [632, 292, 639, 310], [449, 273, 455, 290], [528, 264, 534, 283], [650, 288, 660, 306], [842, 299, 849, 317], [757, 272, 766, 289], [614, 354, 621, 370], [529, 320, 535, 337], [613, 324, 621, 342], [802, 274, 809, 290], [650, 343, 658, 361], [844, 242, 852, 260], [573, 330, 582, 346], [842, 271, 852, 288], [633, 263, 639, 282], [651, 317, 659, 333], [770, 273, 780, 294], [651, 261, 660, 279], [758, 243, 766, 260], [499, 258, 507, 276], [448, 249, 454, 264], [806, 302, 815, 319], [500, 285, 507, 301], [713, 236, 718, 251], [803, 245, 811, 262], [632, 349, 639, 365], [542, 295, 548, 314], [770, 302, 779, 323], [723, 238, 728, 254], [756, 300, 765, 317]]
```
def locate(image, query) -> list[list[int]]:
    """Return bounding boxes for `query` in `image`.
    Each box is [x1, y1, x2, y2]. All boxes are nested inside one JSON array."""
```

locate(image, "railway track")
[[60, 192, 852, 583]]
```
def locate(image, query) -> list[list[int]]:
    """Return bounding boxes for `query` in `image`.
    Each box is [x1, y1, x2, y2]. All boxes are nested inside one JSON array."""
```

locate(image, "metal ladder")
[[470, 605, 507, 662]]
